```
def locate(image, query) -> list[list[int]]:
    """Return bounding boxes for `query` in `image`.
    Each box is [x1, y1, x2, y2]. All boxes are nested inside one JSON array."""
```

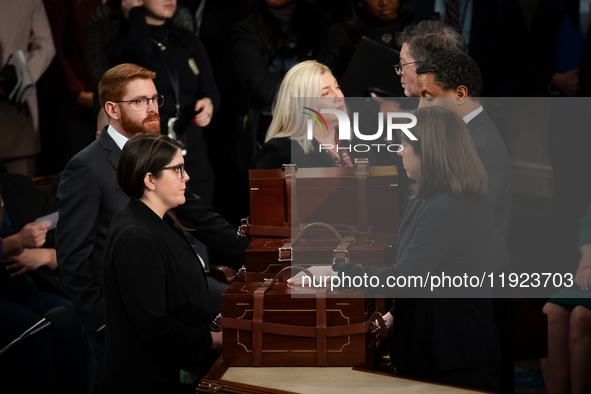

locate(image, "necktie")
[[445, 0, 461, 31]]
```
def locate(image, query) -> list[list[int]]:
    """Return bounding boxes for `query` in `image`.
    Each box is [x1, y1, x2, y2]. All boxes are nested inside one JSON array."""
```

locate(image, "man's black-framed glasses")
[[394, 61, 424, 74], [160, 163, 185, 179], [114, 94, 164, 111]]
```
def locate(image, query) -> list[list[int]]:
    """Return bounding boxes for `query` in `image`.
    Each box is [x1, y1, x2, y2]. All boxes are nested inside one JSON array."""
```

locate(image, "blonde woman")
[[256, 60, 377, 169]]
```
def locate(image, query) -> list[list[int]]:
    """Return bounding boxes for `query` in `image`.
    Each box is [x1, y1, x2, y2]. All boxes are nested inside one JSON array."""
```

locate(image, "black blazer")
[[468, 109, 511, 272], [100, 198, 211, 394], [256, 137, 379, 169], [339, 192, 501, 372], [256, 137, 291, 169], [56, 128, 247, 335]]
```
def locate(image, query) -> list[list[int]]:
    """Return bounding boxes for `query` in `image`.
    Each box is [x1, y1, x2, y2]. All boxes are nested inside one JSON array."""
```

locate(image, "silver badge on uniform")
[[168, 117, 178, 140]]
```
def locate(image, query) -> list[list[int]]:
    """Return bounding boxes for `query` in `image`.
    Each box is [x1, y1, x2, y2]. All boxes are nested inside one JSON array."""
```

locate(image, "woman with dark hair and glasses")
[[100, 133, 221, 394], [291, 106, 502, 392]]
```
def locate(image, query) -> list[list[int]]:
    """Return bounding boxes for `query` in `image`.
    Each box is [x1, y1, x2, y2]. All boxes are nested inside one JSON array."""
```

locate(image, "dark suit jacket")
[[256, 137, 379, 169], [56, 127, 247, 336], [100, 198, 211, 393], [467, 109, 511, 271], [339, 192, 501, 372]]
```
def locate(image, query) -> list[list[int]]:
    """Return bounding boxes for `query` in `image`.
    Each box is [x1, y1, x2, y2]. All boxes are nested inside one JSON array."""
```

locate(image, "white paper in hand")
[[35, 211, 59, 230]]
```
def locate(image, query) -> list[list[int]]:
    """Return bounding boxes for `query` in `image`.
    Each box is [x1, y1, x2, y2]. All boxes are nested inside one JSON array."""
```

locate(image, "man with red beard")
[[56, 64, 247, 365]]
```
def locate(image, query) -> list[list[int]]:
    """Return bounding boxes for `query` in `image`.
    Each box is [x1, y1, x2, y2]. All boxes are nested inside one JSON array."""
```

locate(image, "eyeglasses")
[[113, 95, 164, 111], [394, 61, 424, 74], [160, 163, 186, 179]]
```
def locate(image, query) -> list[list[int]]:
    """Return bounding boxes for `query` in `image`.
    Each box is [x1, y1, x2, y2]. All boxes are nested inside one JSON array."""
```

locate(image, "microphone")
[[0, 306, 71, 356]]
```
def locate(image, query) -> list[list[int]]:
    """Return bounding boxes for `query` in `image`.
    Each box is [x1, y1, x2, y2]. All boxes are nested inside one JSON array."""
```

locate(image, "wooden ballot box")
[[244, 164, 400, 238], [245, 227, 398, 275], [221, 267, 383, 368], [243, 163, 400, 276]]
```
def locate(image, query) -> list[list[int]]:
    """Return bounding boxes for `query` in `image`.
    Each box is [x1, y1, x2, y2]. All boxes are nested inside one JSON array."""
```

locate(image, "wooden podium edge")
[[350, 367, 496, 393], [200, 355, 298, 394], [203, 355, 496, 394], [202, 354, 228, 381]]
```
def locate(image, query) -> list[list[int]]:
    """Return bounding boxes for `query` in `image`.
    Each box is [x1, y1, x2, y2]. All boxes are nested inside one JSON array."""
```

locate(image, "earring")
[[150, 187, 155, 191]]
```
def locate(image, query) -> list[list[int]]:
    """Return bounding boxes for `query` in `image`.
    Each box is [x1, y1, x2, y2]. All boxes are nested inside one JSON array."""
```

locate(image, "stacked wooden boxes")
[[221, 162, 399, 367]]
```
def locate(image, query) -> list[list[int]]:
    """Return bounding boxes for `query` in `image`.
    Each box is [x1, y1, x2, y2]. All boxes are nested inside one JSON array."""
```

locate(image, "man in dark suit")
[[415, 52, 511, 268], [56, 63, 248, 364], [415, 50, 513, 394]]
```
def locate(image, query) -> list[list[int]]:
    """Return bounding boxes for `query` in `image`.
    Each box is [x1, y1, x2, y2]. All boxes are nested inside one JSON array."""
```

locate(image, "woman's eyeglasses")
[[160, 163, 185, 179]]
